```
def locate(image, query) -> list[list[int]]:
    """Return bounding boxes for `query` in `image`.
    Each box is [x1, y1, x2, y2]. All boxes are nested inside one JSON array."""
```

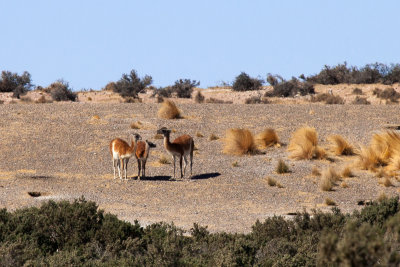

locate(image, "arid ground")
[[1, 89, 400, 233]]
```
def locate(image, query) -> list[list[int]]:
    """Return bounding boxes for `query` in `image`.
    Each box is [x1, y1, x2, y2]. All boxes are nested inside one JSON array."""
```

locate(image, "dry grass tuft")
[[276, 159, 290, 174], [209, 133, 219, 141], [377, 192, 388, 202], [320, 167, 341, 191], [266, 177, 277, 187], [92, 115, 100, 120], [255, 128, 279, 149], [196, 132, 204, 138], [311, 166, 321, 176], [379, 177, 394, 187], [223, 128, 257, 155], [328, 135, 354, 156], [159, 155, 171, 164], [342, 166, 354, 178], [130, 121, 142, 129], [340, 181, 349, 188], [232, 161, 239, 167], [288, 127, 325, 160], [325, 198, 336, 206], [158, 100, 181, 119]]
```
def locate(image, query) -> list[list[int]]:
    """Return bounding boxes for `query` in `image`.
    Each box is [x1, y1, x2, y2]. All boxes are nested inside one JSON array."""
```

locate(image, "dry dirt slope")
[[0, 102, 400, 233]]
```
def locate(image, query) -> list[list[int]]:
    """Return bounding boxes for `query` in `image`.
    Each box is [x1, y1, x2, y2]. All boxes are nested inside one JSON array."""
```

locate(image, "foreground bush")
[[1, 197, 400, 265]]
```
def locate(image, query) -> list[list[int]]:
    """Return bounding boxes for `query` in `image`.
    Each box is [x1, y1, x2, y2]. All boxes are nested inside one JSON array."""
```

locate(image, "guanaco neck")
[[163, 133, 172, 151], [129, 139, 138, 154]]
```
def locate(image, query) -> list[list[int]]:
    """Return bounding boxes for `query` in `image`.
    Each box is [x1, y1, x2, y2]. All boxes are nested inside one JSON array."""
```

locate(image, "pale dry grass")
[[266, 176, 277, 186], [342, 166, 354, 178], [159, 155, 171, 164], [255, 128, 279, 149], [209, 133, 219, 141], [130, 121, 143, 129], [223, 128, 257, 155], [328, 135, 354, 156], [196, 132, 204, 138], [325, 198, 336, 206], [288, 127, 325, 160], [320, 167, 341, 191], [311, 166, 321, 176], [379, 177, 394, 187], [158, 100, 181, 119]]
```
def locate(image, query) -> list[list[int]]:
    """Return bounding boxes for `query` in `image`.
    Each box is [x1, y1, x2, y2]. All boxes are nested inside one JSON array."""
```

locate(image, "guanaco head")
[[157, 127, 171, 138], [146, 140, 157, 148], [131, 133, 142, 143]]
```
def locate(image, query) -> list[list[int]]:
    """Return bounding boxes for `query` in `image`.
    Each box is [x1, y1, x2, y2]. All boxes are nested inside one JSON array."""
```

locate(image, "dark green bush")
[[46, 80, 77, 101], [267, 76, 315, 97], [0, 70, 33, 98], [232, 72, 263, 91], [173, 79, 200, 98], [113, 69, 152, 98], [1, 197, 400, 266]]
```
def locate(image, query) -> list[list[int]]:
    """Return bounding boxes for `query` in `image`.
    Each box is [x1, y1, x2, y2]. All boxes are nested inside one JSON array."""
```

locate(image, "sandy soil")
[[1, 101, 400, 233]]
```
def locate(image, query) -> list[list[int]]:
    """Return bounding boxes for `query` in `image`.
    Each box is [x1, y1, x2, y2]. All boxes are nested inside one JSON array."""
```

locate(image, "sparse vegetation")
[[373, 87, 400, 103], [311, 93, 344, 104], [196, 132, 204, 138], [380, 177, 394, 187], [320, 167, 341, 191], [130, 121, 143, 129], [232, 72, 263, 91], [157, 100, 181, 119], [276, 159, 290, 174], [2, 197, 400, 266], [288, 127, 325, 160], [254, 128, 279, 149], [352, 96, 370, 105], [342, 166, 354, 178], [232, 161, 239, 167], [245, 95, 269, 104], [205, 98, 233, 104], [223, 128, 257, 155], [312, 166, 321, 176]]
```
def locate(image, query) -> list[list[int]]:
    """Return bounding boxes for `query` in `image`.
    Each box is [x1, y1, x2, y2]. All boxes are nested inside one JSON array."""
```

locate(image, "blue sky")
[[1, 0, 399, 90]]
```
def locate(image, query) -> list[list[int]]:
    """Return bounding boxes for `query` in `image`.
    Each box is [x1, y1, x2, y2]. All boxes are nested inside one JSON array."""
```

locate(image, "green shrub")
[[47, 80, 77, 101], [0, 70, 33, 98], [267, 76, 315, 97], [232, 72, 263, 91], [113, 69, 152, 98]]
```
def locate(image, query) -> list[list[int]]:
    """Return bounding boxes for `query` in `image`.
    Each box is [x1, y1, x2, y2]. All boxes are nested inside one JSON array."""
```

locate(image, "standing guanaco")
[[157, 127, 194, 179], [109, 133, 141, 180], [135, 140, 156, 180]]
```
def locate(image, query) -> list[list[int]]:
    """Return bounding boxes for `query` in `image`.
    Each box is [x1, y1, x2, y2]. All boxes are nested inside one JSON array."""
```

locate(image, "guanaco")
[[109, 133, 141, 180], [135, 140, 156, 180], [157, 127, 194, 179]]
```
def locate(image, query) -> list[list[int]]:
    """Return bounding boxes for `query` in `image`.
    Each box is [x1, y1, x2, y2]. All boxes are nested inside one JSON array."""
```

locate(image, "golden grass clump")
[[311, 166, 321, 176], [328, 135, 354, 156], [288, 127, 325, 160], [157, 100, 181, 119], [223, 128, 257, 155], [276, 159, 290, 174], [341, 166, 354, 178], [255, 128, 279, 149], [340, 181, 349, 188], [232, 161, 239, 167], [379, 177, 393, 187], [196, 132, 204, 138], [358, 131, 400, 172], [266, 177, 277, 186], [325, 198, 336, 206], [130, 121, 142, 129], [320, 167, 341, 191], [158, 155, 171, 164], [209, 133, 219, 141]]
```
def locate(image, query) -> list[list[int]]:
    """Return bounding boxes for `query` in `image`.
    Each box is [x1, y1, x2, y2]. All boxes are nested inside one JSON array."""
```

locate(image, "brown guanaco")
[[109, 133, 141, 180], [135, 140, 156, 180], [157, 127, 194, 179]]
